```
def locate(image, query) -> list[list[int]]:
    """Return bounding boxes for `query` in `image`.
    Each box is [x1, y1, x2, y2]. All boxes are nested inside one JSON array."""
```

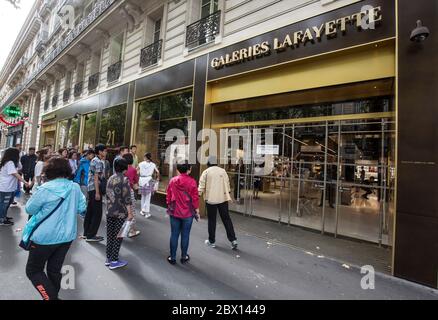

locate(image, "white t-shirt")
[[0, 161, 18, 192], [138, 161, 157, 186], [34, 161, 44, 177]]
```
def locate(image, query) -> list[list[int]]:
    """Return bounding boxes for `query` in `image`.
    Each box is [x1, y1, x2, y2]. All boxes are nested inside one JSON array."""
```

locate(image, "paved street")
[[1, 196, 437, 300]]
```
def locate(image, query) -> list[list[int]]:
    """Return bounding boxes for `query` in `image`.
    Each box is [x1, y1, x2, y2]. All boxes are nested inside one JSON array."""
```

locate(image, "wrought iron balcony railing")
[[88, 73, 100, 92], [63, 88, 71, 102], [35, 30, 49, 54], [1, 0, 117, 110], [107, 61, 122, 83], [186, 11, 221, 50], [74, 81, 83, 98], [52, 94, 58, 107], [44, 100, 49, 111], [140, 40, 162, 69]]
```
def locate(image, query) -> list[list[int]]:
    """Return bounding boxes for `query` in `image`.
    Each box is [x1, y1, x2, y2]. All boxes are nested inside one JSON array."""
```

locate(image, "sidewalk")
[[230, 212, 392, 274], [0, 196, 437, 300]]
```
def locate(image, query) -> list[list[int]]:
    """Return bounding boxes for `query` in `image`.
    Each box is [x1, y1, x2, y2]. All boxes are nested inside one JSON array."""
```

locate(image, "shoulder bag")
[[19, 197, 65, 251]]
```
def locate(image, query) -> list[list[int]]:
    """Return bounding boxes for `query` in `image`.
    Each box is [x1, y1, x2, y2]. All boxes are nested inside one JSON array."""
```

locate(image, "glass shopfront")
[[81, 112, 97, 151], [133, 89, 193, 192], [40, 123, 56, 149], [56, 117, 80, 150], [211, 81, 396, 245], [98, 104, 127, 148]]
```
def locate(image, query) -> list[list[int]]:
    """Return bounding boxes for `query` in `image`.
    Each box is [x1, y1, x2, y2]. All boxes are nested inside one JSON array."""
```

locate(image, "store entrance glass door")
[[220, 117, 395, 244], [336, 118, 395, 245]]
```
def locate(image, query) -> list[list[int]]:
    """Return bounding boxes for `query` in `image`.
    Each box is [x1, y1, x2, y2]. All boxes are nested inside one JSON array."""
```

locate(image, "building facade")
[[0, 0, 436, 289]]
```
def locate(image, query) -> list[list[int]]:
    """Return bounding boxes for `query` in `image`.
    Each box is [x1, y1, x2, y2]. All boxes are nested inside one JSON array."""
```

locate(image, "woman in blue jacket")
[[23, 157, 86, 300]]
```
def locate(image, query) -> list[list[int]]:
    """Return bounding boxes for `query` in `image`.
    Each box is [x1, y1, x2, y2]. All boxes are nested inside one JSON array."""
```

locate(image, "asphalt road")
[[1, 197, 437, 300]]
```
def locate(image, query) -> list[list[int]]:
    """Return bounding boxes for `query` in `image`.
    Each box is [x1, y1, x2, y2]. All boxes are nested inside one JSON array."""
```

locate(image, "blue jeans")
[[169, 216, 194, 261], [0, 192, 14, 222]]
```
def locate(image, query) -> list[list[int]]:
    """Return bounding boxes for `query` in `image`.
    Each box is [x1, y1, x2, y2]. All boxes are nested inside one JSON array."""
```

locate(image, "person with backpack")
[[74, 149, 95, 199], [166, 162, 200, 265], [22, 157, 86, 300]]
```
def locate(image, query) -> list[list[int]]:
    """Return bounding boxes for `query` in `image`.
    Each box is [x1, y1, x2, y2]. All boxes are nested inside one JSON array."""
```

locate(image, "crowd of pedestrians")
[[0, 143, 238, 300]]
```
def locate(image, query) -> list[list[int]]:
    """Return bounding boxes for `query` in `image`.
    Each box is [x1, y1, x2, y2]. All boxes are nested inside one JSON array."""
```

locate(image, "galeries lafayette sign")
[[210, 6, 382, 70]]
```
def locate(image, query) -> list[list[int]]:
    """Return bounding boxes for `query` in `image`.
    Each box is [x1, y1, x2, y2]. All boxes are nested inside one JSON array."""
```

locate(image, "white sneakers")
[[205, 240, 216, 248], [205, 239, 238, 250], [140, 211, 151, 218]]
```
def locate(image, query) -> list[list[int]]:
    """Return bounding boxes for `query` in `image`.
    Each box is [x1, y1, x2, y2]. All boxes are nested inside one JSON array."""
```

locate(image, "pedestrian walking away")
[[199, 156, 238, 250], [105, 158, 134, 270], [138, 152, 160, 218], [22, 157, 86, 300], [166, 162, 200, 265], [123, 153, 141, 238], [0, 148, 29, 226], [83, 144, 107, 242], [20, 147, 37, 195]]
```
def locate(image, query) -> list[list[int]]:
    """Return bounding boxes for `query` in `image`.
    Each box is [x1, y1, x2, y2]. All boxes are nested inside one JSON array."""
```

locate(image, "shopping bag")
[[153, 180, 159, 192], [117, 220, 134, 238]]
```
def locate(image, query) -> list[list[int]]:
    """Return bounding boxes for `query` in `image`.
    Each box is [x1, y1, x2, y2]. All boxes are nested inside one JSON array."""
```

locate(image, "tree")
[[5, 0, 20, 9]]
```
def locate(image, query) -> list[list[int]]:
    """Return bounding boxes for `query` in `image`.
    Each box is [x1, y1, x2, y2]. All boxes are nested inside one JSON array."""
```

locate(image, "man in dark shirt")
[[20, 147, 37, 194]]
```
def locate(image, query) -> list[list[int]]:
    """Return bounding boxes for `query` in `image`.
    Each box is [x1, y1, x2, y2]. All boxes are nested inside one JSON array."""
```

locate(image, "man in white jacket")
[[199, 156, 238, 250]]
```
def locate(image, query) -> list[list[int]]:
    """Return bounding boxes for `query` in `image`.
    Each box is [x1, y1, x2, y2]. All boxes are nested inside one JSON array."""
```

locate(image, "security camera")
[[410, 20, 430, 42]]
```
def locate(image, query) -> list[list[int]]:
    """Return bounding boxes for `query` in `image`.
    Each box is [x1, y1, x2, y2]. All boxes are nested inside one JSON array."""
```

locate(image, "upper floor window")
[[65, 71, 73, 90], [90, 50, 102, 75], [186, 0, 221, 50], [140, 8, 163, 69], [109, 33, 124, 65], [153, 19, 161, 43], [201, 0, 218, 18], [76, 63, 85, 83]]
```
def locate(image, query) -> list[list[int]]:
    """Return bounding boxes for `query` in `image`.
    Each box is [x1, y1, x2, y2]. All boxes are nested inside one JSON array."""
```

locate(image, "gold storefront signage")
[[211, 6, 382, 70]]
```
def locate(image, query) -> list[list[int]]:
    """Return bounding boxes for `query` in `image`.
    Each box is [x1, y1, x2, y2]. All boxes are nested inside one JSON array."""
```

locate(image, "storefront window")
[[134, 89, 193, 192], [82, 112, 97, 151], [98, 104, 127, 148], [56, 117, 80, 150], [40, 124, 56, 149], [234, 97, 392, 123]]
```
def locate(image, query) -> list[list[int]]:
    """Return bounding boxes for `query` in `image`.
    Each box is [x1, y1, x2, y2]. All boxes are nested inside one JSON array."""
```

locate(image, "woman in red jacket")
[[166, 162, 200, 265]]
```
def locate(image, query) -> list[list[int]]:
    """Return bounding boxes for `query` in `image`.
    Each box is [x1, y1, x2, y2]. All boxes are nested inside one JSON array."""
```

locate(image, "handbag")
[[117, 220, 134, 238], [19, 197, 65, 251], [183, 191, 198, 221]]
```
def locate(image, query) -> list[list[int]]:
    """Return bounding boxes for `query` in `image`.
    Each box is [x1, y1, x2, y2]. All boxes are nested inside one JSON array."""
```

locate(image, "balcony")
[[44, 100, 49, 111], [88, 73, 100, 92], [107, 61, 121, 83], [74, 81, 83, 98], [186, 11, 221, 50], [7, 57, 28, 85], [140, 40, 162, 69], [63, 88, 71, 102], [35, 30, 49, 54], [52, 94, 58, 107], [40, 0, 56, 19], [1, 0, 117, 110]]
